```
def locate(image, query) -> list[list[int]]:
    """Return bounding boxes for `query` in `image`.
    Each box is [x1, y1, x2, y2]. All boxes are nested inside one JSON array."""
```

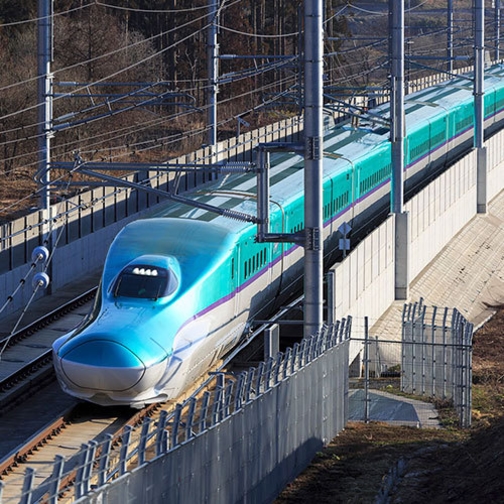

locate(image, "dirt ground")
[[275, 307, 504, 504]]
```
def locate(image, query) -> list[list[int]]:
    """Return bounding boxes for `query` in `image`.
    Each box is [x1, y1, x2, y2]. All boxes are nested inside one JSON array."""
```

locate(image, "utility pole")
[[303, 0, 324, 337]]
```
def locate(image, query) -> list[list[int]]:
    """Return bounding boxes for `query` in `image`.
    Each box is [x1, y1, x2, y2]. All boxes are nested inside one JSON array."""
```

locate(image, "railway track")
[[0, 280, 304, 503], [0, 285, 199, 502], [0, 289, 96, 412]]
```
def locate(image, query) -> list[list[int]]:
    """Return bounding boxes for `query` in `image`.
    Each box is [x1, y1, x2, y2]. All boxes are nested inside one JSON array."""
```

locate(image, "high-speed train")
[[52, 64, 504, 407]]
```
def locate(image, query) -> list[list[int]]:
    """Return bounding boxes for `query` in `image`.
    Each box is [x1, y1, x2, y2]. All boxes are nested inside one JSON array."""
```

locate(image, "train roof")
[[142, 63, 504, 235]]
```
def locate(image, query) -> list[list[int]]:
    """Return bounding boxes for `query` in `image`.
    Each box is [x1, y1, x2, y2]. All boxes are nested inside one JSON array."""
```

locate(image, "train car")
[[52, 64, 504, 407]]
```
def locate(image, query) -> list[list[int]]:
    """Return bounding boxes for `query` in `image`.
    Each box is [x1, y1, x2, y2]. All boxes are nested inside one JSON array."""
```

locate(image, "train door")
[[268, 201, 285, 309], [232, 247, 240, 318]]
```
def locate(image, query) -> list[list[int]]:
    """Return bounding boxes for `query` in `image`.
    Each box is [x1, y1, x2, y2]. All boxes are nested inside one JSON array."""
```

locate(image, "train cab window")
[[113, 265, 178, 299]]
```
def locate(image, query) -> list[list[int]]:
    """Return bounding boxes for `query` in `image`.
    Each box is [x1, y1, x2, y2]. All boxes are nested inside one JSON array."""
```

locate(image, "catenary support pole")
[[303, 0, 324, 337], [447, 0, 454, 73], [495, 0, 501, 62], [37, 0, 54, 294], [207, 0, 219, 168], [475, 0, 487, 214], [37, 0, 53, 211], [390, 0, 409, 300]]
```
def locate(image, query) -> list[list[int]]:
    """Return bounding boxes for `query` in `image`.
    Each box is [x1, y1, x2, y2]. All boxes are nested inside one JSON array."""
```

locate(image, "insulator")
[[31, 246, 50, 264], [32, 272, 50, 290], [220, 162, 255, 173]]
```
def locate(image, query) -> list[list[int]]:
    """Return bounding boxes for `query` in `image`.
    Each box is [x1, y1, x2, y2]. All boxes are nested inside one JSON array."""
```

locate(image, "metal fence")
[[3, 318, 351, 504], [401, 300, 473, 427], [352, 300, 473, 428]]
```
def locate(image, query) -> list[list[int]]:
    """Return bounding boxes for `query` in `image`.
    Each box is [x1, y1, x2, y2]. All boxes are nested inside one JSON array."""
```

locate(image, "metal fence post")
[[119, 426, 132, 476], [199, 391, 211, 432], [185, 397, 197, 441], [245, 368, 255, 402], [256, 362, 265, 395], [274, 352, 283, 384], [234, 372, 246, 410], [75, 444, 89, 500], [20, 467, 36, 504], [364, 316, 369, 423], [431, 305, 438, 397], [442, 307, 448, 399], [98, 433, 113, 487], [212, 382, 224, 425], [283, 347, 292, 379], [291, 343, 300, 373], [224, 380, 234, 417], [83, 440, 98, 493], [47, 454, 65, 504], [156, 410, 169, 456], [138, 417, 151, 465]]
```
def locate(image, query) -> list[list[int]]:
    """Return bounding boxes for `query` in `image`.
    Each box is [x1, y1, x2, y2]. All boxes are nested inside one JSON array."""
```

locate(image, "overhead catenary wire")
[[0, 1, 94, 28], [0, 28, 304, 168], [0, 0, 279, 157], [0, 168, 76, 357], [0, 58, 300, 170]]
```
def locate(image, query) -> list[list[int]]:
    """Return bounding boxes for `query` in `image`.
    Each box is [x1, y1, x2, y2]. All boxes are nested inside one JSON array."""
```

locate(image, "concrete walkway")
[[348, 389, 441, 428]]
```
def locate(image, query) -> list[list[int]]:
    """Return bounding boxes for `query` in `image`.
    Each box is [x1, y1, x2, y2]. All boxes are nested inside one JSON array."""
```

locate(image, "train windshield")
[[113, 265, 177, 299]]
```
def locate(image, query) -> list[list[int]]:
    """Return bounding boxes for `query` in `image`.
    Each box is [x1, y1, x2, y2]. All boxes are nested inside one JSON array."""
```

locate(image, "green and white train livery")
[[53, 64, 504, 407]]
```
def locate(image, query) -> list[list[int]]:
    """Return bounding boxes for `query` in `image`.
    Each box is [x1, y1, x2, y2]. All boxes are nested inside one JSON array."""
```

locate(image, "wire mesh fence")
[[349, 299, 473, 428]]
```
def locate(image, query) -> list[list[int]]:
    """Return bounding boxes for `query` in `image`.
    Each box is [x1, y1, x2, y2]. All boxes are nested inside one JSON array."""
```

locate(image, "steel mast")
[[37, 0, 53, 211], [475, 0, 487, 214], [390, 0, 409, 300], [303, 0, 324, 337]]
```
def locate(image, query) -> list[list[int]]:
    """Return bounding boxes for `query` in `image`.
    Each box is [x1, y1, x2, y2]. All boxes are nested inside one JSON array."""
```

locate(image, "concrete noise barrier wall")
[[328, 215, 396, 363], [328, 124, 504, 364], [406, 150, 477, 281]]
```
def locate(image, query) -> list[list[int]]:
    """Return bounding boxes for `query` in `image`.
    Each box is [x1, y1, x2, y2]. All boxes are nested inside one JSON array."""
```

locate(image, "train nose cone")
[[60, 340, 146, 391]]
